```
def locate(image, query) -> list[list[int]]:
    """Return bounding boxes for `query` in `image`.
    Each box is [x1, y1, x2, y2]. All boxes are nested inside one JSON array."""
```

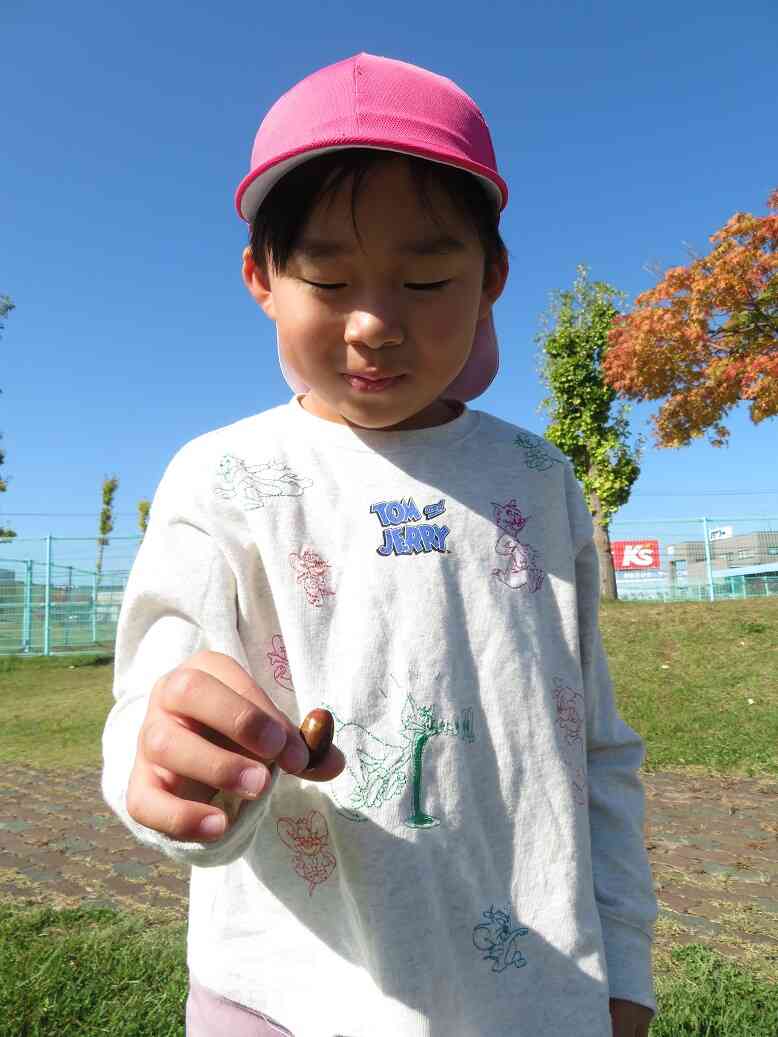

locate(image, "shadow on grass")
[[2, 902, 778, 1036]]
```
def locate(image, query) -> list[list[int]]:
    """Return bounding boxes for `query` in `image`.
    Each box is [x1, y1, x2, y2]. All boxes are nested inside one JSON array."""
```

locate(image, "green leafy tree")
[[95, 476, 119, 605], [0, 295, 16, 540], [538, 266, 642, 600], [138, 499, 150, 538]]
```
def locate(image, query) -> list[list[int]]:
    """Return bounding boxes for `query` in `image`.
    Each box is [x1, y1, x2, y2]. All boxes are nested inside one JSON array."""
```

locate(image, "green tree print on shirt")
[[327, 693, 475, 829]]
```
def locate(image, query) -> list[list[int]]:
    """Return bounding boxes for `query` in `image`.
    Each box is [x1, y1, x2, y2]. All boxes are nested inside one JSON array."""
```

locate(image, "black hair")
[[249, 148, 507, 283]]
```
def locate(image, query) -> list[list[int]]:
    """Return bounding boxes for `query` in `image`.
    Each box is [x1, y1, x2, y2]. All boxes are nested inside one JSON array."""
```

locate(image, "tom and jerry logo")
[[370, 497, 450, 557]]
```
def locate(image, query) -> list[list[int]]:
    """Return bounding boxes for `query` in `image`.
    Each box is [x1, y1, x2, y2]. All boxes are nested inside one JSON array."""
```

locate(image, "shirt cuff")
[[600, 910, 656, 1013]]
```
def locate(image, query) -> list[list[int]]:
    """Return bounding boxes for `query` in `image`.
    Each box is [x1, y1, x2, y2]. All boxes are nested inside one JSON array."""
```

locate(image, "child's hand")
[[125, 650, 345, 841], [609, 998, 653, 1036]]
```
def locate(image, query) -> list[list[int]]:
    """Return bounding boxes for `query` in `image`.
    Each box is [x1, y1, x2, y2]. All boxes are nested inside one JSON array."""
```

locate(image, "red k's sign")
[[612, 539, 661, 570]]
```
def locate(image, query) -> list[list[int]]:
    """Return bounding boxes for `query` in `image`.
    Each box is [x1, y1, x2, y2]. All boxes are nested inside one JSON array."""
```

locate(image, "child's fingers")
[[153, 652, 310, 774], [126, 756, 233, 842], [186, 650, 311, 773], [139, 712, 274, 801]]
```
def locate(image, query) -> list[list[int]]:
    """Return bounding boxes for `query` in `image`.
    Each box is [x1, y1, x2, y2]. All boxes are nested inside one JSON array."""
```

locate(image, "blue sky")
[[2, 0, 777, 575]]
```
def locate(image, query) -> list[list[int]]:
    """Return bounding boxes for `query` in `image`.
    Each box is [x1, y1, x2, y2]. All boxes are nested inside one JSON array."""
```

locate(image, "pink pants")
[[186, 976, 294, 1036]]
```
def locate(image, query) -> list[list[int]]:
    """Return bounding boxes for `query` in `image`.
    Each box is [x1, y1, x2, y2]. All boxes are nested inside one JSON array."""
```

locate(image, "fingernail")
[[238, 768, 267, 797], [199, 814, 226, 838]]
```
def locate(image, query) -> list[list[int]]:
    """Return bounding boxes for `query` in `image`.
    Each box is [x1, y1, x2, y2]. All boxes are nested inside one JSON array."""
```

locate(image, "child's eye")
[[406, 280, 451, 291], [303, 280, 346, 291], [301, 278, 451, 292]]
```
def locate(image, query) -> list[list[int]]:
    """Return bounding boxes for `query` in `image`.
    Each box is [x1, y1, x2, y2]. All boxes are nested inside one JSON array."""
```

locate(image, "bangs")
[[250, 149, 507, 277]]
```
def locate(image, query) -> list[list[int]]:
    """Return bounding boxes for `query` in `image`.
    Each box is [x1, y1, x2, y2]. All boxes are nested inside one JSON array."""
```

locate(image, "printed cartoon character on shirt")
[[276, 810, 337, 896], [552, 678, 587, 806], [267, 634, 295, 693], [214, 453, 313, 509], [472, 905, 529, 973], [513, 430, 563, 472], [289, 548, 336, 607], [491, 499, 545, 592], [325, 690, 475, 829]]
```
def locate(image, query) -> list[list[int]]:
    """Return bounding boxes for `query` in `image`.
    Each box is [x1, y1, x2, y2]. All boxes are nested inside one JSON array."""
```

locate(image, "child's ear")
[[241, 246, 277, 320], [479, 250, 509, 319]]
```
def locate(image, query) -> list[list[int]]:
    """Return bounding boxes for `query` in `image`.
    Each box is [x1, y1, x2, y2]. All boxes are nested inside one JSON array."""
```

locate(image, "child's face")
[[242, 157, 507, 430]]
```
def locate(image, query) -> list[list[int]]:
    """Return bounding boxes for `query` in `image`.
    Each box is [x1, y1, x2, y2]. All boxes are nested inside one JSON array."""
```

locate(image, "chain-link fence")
[[0, 536, 142, 657], [2, 519, 778, 655]]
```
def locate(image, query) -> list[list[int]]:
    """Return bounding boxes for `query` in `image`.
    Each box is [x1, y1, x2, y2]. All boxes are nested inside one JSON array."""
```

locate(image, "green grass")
[[1, 902, 777, 1036], [0, 903, 187, 1036], [0, 653, 116, 768], [2, 598, 778, 774], [602, 597, 778, 775], [650, 944, 778, 1036]]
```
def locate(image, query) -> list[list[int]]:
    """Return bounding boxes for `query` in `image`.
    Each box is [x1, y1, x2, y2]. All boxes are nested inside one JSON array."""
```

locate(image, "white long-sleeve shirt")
[[102, 396, 657, 1037]]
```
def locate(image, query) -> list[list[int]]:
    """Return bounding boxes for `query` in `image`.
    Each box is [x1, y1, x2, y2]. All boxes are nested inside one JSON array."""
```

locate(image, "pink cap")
[[235, 52, 508, 402]]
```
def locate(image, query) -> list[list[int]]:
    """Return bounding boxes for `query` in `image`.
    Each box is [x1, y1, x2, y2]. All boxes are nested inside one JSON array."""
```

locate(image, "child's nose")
[[344, 308, 404, 350]]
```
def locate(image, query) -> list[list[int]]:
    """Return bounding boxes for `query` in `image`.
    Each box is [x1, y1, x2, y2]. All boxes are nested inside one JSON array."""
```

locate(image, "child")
[[101, 53, 658, 1037]]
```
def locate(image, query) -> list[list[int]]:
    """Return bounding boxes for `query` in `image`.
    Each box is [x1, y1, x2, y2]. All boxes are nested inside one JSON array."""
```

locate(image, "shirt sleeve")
[[100, 444, 276, 867], [565, 465, 659, 1012]]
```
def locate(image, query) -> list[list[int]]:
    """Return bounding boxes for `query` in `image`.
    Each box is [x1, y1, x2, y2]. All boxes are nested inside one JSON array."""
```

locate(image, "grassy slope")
[[0, 653, 115, 768], [1, 598, 777, 774], [601, 598, 778, 775]]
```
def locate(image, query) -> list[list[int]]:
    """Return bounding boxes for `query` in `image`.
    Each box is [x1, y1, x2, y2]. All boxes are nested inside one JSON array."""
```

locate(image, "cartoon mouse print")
[[472, 905, 529, 973], [276, 810, 337, 896], [289, 548, 336, 607]]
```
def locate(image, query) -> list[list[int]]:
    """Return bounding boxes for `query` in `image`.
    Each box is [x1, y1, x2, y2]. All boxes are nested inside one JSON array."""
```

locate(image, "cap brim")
[[237, 145, 505, 223]]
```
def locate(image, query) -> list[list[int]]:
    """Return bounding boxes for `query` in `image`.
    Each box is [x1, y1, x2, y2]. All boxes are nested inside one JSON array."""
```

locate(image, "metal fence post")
[[23, 560, 32, 652], [701, 517, 715, 601], [92, 569, 98, 644], [44, 535, 52, 655]]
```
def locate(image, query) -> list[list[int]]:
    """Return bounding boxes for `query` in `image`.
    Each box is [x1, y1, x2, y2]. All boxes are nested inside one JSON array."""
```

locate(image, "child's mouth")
[[344, 374, 405, 393]]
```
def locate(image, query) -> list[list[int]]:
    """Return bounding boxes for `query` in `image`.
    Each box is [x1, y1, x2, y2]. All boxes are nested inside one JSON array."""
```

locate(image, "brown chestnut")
[[299, 708, 335, 768]]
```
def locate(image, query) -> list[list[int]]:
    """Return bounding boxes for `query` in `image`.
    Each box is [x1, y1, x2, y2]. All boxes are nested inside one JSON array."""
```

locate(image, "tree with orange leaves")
[[603, 188, 778, 447]]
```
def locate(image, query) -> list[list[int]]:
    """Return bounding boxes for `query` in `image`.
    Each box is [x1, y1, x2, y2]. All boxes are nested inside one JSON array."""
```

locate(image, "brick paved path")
[[0, 765, 189, 916], [2, 764, 778, 964], [644, 771, 778, 963]]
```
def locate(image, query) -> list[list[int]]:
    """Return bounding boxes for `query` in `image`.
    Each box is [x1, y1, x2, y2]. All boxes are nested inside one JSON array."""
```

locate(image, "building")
[[668, 530, 778, 595]]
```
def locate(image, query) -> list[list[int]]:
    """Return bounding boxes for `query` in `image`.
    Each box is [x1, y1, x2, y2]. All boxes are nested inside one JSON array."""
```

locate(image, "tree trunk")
[[588, 489, 618, 601], [95, 540, 105, 578]]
